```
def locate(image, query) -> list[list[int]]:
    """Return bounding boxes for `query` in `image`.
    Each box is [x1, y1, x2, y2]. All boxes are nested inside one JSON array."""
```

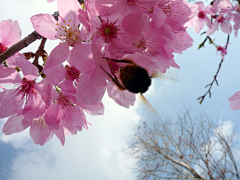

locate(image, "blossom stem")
[[33, 37, 47, 66], [198, 35, 230, 104]]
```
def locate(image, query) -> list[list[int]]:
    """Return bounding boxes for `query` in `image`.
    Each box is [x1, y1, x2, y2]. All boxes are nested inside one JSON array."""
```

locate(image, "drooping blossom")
[[216, 45, 227, 59]]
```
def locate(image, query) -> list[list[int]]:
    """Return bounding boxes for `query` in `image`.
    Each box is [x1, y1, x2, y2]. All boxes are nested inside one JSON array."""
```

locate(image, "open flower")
[[2, 113, 65, 146], [206, 11, 232, 36], [192, 2, 215, 33], [0, 56, 49, 120], [31, 0, 94, 73]]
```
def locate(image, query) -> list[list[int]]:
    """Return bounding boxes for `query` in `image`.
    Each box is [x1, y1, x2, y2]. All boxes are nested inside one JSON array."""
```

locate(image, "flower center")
[[65, 65, 83, 85], [14, 78, 36, 101], [198, 11, 205, 19], [107, 60, 121, 75], [54, 19, 83, 46], [160, 0, 176, 18], [31, 116, 50, 135], [0, 43, 7, 54], [57, 93, 75, 113], [132, 36, 149, 54], [96, 17, 120, 43], [217, 16, 224, 23]]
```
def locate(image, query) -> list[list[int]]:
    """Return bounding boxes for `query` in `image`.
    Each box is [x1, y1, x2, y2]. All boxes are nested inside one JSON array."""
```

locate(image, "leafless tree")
[[129, 110, 240, 180]]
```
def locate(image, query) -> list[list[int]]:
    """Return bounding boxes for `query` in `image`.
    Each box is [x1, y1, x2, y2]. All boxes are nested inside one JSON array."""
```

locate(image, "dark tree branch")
[[0, 31, 42, 64]]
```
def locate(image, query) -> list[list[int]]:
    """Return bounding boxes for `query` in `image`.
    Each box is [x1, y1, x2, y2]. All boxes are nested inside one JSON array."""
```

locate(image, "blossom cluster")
[[0, 0, 202, 146], [186, 0, 240, 110], [188, 0, 240, 58]]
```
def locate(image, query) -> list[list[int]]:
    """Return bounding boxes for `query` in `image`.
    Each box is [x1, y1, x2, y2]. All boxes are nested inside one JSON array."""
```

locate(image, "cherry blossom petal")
[[194, 18, 205, 33], [78, 8, 90, 31], [195, 2, 205, 11], [43, 42, 69, 71], [220, 21, 232, 34], [229, 91, 240, 110], [70, 43, 94, 73], [57, 0, 81, 26], [0, 67, 16, 78], [60, 106, 86, 134], [168, 32, 193, 54], [59, 80, 76, 96], [44, 103, 61, 130], [107, 81, 136, 108], [15, 56, 39, 78], [206, 23, 219, 36], [121, 13, 150, 44], [0, 89, 24, 118], [0, 70, 21, 85], [95, 0, 127, 16], [34, 79, 53, 107], [150, 5, 166, 29], [44, 64, 66, 86], [2, 114, 32, 135], [30, 118, 54, 146], [52, 126, 65, 146], [204, 16, 212, 29], [0, 20, 21, 47], [80, 101, 104, 115], [31, 13, 59, 40], [23, 93, 46, 120], [76, 71, 106, 104]]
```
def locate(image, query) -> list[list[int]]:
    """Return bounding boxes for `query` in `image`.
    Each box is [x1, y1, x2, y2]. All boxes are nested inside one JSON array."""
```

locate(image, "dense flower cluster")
[[0, 0, 237, 145]]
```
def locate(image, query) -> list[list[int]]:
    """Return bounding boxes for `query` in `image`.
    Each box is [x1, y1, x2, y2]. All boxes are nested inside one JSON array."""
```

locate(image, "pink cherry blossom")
[[44, 90, 90, 134], [229, 91, 240, 111], [191, 2, 214, 33], [0, 56, 48, 120], [31, 0, 94, 73], [213, 0, 233, 13], [216, 45, 227, 59], [206, 12, 232, 36], [2, 113, 65, 146], [158, 0, 192, 32]]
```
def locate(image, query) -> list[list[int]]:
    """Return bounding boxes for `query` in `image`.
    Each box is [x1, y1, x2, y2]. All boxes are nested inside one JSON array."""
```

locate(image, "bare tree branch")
[[129, 110, 239, 180]]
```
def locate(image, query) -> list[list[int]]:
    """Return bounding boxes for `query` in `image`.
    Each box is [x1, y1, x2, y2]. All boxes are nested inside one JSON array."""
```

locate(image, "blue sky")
[[0, 0, 240, 179]]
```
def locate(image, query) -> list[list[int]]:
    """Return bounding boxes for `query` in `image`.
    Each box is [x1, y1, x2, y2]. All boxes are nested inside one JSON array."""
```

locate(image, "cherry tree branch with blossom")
[[198, 34, 230, 104]]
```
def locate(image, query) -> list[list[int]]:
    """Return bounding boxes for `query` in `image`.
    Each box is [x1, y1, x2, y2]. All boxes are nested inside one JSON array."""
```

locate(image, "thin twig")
[[33, 37, 47, 66], [198, 35, 230, 104]]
